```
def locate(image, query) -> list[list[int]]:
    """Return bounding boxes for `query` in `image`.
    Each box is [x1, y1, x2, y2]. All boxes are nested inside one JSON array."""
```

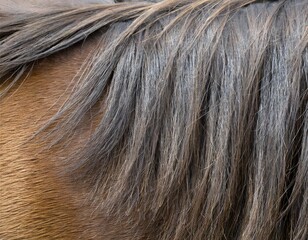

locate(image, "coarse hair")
[[0, 0, 307, 239]]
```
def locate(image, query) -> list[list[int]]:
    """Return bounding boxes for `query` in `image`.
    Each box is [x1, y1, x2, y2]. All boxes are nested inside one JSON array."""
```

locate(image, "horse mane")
[[0, 0, 307, 239]]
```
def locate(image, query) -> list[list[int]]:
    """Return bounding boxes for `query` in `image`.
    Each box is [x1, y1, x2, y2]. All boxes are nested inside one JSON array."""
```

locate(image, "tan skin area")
[[0, 37, 106, 239]]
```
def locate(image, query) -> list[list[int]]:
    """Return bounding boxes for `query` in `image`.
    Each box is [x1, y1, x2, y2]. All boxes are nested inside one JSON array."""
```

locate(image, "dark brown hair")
[[0, 0, 307, 239]]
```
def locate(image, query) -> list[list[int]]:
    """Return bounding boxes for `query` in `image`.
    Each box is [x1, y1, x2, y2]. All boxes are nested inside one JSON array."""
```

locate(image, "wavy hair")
[[0, 0, 307, 239]]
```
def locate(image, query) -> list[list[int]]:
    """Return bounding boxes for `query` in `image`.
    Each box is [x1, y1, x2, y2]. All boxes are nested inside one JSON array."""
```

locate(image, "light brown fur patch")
[[0, 38, 102, 240]]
